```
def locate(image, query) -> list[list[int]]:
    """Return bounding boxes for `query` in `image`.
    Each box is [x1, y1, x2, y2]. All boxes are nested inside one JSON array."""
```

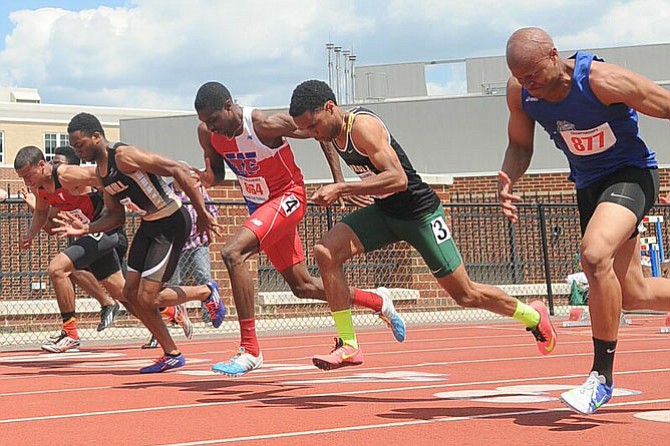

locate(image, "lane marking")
[[280, 371, 447, 385], [0, 352, 124, 363], [434, 384, 641, 404], [156, 398, 670, 446], [2, 348, 670, 396], [2, 367, 669, 424], [634, 410, 670, 423]]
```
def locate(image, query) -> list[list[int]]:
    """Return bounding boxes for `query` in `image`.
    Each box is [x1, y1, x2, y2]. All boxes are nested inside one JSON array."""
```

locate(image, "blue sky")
[[1, 0, 669, 110]]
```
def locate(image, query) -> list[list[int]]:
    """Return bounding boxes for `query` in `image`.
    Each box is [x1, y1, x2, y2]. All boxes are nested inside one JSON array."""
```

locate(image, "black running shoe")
[[142, 335, 159, 349], [97, 301, 120, 332]]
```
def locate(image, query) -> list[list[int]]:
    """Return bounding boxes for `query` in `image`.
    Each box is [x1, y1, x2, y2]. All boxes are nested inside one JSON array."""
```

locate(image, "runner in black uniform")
[[59, 112, 225, 373], [15, 145, 127, 353], [289, 80, 557, 370]]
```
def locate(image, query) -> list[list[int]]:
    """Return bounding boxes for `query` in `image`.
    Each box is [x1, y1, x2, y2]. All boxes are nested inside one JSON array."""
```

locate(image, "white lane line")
[[2, 346, 670, 397], [2, 368, 669, 424], [0, 352, 124, 363], [157, 398, 670, 446]]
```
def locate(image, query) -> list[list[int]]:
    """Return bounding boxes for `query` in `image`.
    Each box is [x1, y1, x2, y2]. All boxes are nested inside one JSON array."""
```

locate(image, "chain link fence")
[[2, 191, 668, 349]]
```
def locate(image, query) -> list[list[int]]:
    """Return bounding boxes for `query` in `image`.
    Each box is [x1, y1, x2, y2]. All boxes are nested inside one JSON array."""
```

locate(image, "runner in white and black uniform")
[[59, 112, 226, 374], [102, 142, 188, 281]]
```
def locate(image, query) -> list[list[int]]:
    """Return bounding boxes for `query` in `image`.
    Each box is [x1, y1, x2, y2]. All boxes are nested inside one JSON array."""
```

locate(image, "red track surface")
[[2, 316, 670, 445]]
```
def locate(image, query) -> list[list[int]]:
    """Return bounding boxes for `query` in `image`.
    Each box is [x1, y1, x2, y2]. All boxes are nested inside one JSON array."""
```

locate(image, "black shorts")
[[577, 166, 659, 238], [63, 231, 122, 281], [127, 206, 191, 283]]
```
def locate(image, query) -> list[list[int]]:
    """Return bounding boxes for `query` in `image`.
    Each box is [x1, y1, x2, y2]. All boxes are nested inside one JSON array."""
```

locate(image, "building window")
[[0, 131, 4, 164], [44, 133, 69, 161]]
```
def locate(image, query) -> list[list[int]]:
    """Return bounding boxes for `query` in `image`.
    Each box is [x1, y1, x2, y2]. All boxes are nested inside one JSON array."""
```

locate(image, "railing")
[[2, 192, 666, 348]]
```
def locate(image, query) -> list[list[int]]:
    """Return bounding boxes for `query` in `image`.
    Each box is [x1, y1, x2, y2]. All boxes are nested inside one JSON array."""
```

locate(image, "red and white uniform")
[[210, 106, 306, 271]]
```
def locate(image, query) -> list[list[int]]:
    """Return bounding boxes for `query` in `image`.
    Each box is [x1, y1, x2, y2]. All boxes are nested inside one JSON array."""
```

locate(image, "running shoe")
[[312, 338, 363, 371], [141, 335, 159, 349], [528, 300, 557, 355], [560, 371, 613, 415], [211, 347, 264, 377], [97, 300, 121, 332], [41, 330, 81, 353], [203, 280, 226, 328], [376, 287, 406, 342], [172, 304, 194, 339], [139, 353, 186, 373]]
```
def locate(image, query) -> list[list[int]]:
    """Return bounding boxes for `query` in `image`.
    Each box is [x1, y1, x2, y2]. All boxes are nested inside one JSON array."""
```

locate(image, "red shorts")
[[243, 186, 306, 272]]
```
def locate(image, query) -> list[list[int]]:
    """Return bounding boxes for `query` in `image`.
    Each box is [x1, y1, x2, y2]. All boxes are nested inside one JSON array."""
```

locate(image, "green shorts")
[[341, 203, 462, 278]]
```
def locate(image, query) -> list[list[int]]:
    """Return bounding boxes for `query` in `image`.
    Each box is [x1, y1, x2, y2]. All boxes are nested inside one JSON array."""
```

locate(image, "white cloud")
[[0, 0, 372, 109], [557, 0, 670, 49], [0, 0, 669, 109]]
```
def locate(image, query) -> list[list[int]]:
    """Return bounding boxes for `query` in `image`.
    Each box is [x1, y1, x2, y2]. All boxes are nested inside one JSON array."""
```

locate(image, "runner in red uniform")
[[15, 145, 128, 352]]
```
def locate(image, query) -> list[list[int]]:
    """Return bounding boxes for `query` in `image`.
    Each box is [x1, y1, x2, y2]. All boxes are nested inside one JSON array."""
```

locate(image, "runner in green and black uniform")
[[289, 79, 558, 370]]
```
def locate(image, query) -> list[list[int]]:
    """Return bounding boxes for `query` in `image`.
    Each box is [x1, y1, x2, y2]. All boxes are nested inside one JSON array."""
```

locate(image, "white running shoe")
[[211, 347, 263, 377], [41, 331, 81, 353], [560, 371, 613, 415], [377, 287, 406, 342]]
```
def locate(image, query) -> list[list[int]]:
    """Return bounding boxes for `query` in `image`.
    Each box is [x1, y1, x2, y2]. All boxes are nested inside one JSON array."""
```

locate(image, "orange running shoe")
[[312, 338, 363, 370], [528, 300, 557, 355]]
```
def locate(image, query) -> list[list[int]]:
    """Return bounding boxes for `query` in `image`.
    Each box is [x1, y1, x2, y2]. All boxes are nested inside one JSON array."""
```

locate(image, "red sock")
[[161, 307, 176, 321], [239, 318, 259, 357], [352, 289, 383, 312], [63, 317, 79, 340]]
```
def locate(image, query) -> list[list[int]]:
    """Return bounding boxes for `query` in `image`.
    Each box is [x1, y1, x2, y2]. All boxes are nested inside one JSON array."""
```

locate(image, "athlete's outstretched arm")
[[258, 111, 347, 182], [58, 165, 101, 194], [196, 123, 227, 187], [310, 115, 407, 206], [114, 145, 222, 237], [20, 189, 50, 249], [53, 190, 125, 237], [499, 78, 536, 223], [589, 61, 670, 119], [260, 112, 307, 139]]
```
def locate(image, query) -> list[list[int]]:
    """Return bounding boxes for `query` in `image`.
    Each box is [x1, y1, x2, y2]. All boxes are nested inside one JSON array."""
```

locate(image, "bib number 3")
[[431, 216, 451, 244]]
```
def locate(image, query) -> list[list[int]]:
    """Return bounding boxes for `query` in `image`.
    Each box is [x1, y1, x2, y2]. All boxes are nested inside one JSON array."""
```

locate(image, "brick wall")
[[2, 165, 664, 332]]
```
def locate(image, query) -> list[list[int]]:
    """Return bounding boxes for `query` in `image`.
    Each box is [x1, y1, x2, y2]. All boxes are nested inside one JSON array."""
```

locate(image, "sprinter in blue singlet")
[[500, 26, 670, 415]]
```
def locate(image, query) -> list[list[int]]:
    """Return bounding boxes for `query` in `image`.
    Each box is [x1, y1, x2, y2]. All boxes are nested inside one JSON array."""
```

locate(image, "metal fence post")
[[537, 203, 555, 315], [508, 222, 521, 283], [326, 206, 333, 231]]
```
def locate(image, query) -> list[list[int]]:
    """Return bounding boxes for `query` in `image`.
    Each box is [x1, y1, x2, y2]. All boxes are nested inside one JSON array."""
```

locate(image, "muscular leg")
[[152, 284, 211, 308], [436, 264, 519, 316], [44, 253, 82, 351], [71, 270, 115, 307], [47, 253, 77, 317], [220, 226, 261, 320], [99, 270, 127, 303], [209, 227, 266, 375], [280, 263, 385, 312], [124, 272, 179, 355], [617, 236, 670, 311], [580, 203, 636, 341], [313, 223, 364, 312], [279, 262, 326, 300]]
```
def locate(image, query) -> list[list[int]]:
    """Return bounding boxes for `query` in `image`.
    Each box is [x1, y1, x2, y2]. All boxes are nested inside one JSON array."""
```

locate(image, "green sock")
[[332, 308, 358, 348], [512, 300, 540, 328]]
